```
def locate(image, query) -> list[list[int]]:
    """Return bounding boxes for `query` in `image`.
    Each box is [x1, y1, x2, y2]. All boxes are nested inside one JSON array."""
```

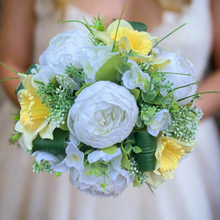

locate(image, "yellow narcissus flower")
[[94, 19, 170, 67], [15, 73, 56, 150], [145, 135, 196, 188]]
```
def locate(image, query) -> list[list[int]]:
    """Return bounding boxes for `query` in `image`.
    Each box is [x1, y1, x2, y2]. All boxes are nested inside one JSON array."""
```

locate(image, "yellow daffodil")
[[15, 73, 56, 150], [94, 19, 170, 66], [145, 135, 196, 188]]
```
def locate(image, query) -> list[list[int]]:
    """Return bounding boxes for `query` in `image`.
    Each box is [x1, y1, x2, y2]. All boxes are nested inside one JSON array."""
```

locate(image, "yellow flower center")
[[20, 90, 50, 131], [74, 155, 78, 160], [159, 138, 185, 173], [111, 27, 152, 55]]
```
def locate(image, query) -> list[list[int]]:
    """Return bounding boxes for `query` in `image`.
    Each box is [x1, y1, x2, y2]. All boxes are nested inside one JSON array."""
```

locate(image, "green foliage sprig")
[[33, 160, 52, 174], [36, 82, 75, 128]]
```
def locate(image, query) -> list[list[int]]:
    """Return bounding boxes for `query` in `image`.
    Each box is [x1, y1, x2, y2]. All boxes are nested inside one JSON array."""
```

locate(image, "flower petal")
[[39, 122, 57, 140], [53, 158, 69, 173], [145, 171, 167, 188]]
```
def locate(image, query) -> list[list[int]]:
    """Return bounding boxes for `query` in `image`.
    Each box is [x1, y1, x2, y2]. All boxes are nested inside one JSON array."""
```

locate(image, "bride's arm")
[[0, 0, 36, 104], [196, 0, 220, 118]]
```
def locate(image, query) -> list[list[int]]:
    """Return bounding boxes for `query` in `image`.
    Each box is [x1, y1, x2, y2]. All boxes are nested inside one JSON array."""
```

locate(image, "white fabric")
[[0, 0, 220, 219]]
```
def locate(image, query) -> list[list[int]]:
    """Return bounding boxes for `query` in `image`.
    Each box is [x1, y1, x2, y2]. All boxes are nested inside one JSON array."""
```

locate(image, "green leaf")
[[152, 96, 165, 105], [84, 159, 90, 167], [141, 112, 150, 121], [147, 107, 156, 116], [124, 144, 133, 155], [100, 182, 108, 191], [117, 72, 122, 81], [143, 118, 154, 125], [32, 128, 68, 155], [117, 65, 124, 74], [93, 169, 102, 177], [129, 88, 140, 101], [129, 50, 139, 57], [133, 172, 140, 187], [134, 130, 156, 172], [132, 146, 142, 153], [151, 76, 161, 84], [136, 116, 143, 128], [144, 81, 151, 92], [15, 64, 37, 95], [125, 135, 136, 145], [142, 91, 157, 102], [120, 144, 131, 170], [55, 171, 61, 178], [127, 21, 147, 32], [121, 55, 128, 64], [101, 145, 117, 155], [85, 169, 92, 176], [95, 54, 123, 83], [75, 82, 94, 96], [123, 63, 132, 72], [84, 149, 93, 155]]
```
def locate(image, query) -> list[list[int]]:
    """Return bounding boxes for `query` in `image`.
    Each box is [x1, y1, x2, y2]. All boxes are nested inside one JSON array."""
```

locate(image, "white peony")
[[70, 148, 133, 198], [122, 59, 151, 92], [53, 143, 84, 173], [155, 52, 197, 105], [67, 81, 139, 148], [79, 45, 117, 83], [34, 30, 90, 85], [40, 30, 91, 66], [147, 109, 171, 137]]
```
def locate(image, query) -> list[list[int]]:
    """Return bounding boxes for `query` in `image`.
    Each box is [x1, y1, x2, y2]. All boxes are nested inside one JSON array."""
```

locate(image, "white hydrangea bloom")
[[122, 59, 151, 92], [147, 109, 171, 137], [67, 81, 139, 148]]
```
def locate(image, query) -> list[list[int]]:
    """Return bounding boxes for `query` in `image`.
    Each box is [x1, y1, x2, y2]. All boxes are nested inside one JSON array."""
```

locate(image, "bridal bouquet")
[[3, 12, 203, 198]]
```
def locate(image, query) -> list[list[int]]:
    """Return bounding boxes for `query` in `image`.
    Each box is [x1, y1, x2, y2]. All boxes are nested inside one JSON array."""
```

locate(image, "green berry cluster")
[[128, 157, 147, 187], [89, 35, 106, 46], [162, 106, 203, 143], [32, 160, 51, 174], [37, 82, 75, 128]]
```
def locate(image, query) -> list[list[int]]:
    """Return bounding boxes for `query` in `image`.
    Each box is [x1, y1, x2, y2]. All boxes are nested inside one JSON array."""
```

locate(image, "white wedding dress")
[[0, 0, 220, 219]]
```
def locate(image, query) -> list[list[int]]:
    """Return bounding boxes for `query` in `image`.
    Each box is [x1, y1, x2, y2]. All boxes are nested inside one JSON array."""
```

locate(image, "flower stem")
[[58, 19, 94, 36], [0, 62, 18, 74], [153, 23, 187, 48], [0, 77, 19, 82], [173, 82, 198, 91], [34, 80, 44, 85], [177, 91, 220, 102], [163, 72, 191, 76], [112, 0, 128, 52]]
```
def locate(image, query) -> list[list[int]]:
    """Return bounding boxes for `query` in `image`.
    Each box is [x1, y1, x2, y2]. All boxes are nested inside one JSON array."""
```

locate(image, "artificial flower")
[[78, 45, 118, 83], [32, 151, 65, 173], [15, 73, 56, 150], [122, 59, 151, 91], [53, 143, 84, 173], [67, 81, 138, 148], [70, 148, 133, 198], [145, 135, 196, 188], [156, 52, 197, 105], [147, 109, 171, 137], [34, 30, 91, 85]]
